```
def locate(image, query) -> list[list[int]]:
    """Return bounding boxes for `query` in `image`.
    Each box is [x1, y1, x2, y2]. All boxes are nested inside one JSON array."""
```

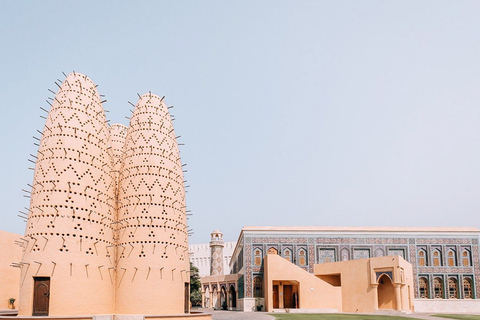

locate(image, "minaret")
[[19, 73, 116, 316], [209, 230, 225, 276]]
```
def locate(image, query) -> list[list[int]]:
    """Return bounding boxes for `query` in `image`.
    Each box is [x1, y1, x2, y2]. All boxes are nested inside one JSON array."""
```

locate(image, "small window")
[[267, 247, 278, 255], [448, 278, 458, 299], [419, 277, 429, 299], [418, 249, 427, 266], [463, 278, 473, 299], [284, 249, 292, 262], [254, 249, 262, 266], [462, 249, 471, 267], [447, 249, 456, 267], [434, 277, 444, 299], [432, 249, 442, 267], [298, 249, 306, 266]]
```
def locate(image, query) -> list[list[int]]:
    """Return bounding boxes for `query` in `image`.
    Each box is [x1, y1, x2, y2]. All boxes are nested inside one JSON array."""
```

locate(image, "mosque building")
[[197, 227, 480, 313]]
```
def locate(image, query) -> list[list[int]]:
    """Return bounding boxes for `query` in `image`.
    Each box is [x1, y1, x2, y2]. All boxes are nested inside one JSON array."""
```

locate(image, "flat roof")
[[241, 226, 480, 233]]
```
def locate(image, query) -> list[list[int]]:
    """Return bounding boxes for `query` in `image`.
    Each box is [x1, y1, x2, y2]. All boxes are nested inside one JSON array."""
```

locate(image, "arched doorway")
[[377, 274, 395, 310], [204, 287, 210, 308], [229, 285, 237, 309], [220, 286, 227, 309], [212, 287, 218, 309]]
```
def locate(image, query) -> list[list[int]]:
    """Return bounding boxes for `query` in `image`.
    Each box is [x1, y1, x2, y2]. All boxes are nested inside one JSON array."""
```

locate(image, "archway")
[[212, 287, 218, 309], [204, 287, 210, 308], [220, 286, 227, 309], [229, 285, 237, 308], [377, 274, 395, 310]]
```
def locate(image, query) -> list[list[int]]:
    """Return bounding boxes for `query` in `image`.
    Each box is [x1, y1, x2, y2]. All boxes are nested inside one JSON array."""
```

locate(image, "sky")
[[1, 1, 480, 244]]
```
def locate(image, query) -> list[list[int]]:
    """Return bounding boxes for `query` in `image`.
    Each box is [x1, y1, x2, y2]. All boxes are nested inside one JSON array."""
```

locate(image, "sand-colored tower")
[[209, 230, 224, 276], [18, 73, 191, 317], [115, 93, 189, 314], [19, 73, 116, 316]]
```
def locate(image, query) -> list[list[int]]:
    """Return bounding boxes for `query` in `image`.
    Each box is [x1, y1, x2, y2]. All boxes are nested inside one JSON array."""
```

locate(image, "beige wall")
[[264, 254, 342, 312], [0, 230, 22, 309], [315, 255, 414, 313], [413, 299, 480, 313]]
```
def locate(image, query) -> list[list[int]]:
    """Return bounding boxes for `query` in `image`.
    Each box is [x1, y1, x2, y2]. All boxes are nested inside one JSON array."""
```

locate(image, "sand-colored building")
[[0, 230, 22, 310], [264, 252, 414, 312], [1, 72, 210, 320]]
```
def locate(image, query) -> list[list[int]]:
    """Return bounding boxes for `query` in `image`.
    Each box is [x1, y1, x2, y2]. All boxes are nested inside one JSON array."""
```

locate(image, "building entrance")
[[377, 274, 395, 309], [33, 277, 50, 316]]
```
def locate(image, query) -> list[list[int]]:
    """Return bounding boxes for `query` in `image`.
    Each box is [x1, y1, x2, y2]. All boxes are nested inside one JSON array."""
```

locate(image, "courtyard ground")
[[210, 311, 480, 320]]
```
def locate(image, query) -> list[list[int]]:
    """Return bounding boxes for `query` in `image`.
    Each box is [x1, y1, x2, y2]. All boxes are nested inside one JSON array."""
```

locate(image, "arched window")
[[447, 249, 456, 266], [298, 249, 306, 266], [448, 278, 458, 299], [254, 249, 262, 266], [419, 277, 429, 299], [284, 248, 292, 262], [432, 249, 442, 266], [462, 249, 471, 267], [253, 276, 263, 298], [267, 247, 278, 255], [434, 277, 444, 299], [463, 278, 473, 299], [418, 249, 427, 266]]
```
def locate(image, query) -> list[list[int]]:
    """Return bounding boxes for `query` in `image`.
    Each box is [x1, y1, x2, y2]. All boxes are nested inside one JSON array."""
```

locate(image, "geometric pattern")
[[239, 234, 479, 300], [19, 72, 188, 316]]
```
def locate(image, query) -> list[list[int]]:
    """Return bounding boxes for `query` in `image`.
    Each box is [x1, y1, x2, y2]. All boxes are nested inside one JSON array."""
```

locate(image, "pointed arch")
[[462, 248, 472, 266], [419, 277, 429, 299], [463, 277, 473, 299], [434, 277, 444, 299], [417, 248, 427, 266], [432, 249, 442, 266], [447, 249, 456, 266], [448, 277, 458, 299], [283, 248, 292, 262]]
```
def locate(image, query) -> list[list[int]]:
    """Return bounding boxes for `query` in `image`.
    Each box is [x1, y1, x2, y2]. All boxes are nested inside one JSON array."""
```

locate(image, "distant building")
[[189, 230, 235, 277]]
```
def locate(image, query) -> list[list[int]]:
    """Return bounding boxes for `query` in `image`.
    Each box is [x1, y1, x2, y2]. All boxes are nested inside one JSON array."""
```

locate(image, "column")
[[394, 284, 402, 310]]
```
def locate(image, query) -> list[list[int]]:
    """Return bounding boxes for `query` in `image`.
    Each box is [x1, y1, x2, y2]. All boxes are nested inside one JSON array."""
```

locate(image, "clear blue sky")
[[1, 1, 480, 244]]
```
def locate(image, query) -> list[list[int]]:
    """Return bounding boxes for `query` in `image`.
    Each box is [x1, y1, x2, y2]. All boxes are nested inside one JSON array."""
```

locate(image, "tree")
[[190, 262, 202, 306]]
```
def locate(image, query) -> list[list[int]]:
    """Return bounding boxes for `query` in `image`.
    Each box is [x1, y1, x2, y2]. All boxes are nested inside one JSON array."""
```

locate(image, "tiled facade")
[[228, 227, 480, 301]]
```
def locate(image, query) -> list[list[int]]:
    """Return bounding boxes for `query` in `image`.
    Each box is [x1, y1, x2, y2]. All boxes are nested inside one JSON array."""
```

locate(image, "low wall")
[[414, 299, 480, 313], [239, 298, 258, 312]]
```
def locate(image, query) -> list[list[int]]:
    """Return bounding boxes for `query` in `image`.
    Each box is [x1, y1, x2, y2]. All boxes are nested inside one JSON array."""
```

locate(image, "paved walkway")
[[211, 310, 275, 320], [209, 310, 461, 320]]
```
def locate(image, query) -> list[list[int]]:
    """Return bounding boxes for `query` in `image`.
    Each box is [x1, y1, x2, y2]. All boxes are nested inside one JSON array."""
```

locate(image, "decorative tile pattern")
[[473, 244, 480, 296], [251, 237, 308, 243], [416, 238, 472, 245], [241, 234, 479, 300], [245, 243, 252, 297], [315, 237, 408, 244]]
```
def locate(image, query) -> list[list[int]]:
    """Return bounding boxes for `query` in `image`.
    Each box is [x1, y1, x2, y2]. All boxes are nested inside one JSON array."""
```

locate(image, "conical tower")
[[19, 73, 116, 316], [116, 93, 189, 314]]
